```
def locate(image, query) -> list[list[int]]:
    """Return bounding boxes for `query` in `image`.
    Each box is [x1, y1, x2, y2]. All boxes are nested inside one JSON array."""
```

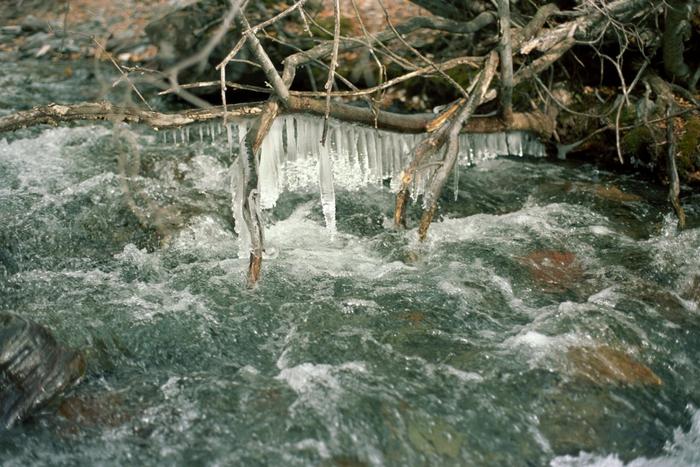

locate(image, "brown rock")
[[519, 250, 583, 292], [567, 345, 662, 386]]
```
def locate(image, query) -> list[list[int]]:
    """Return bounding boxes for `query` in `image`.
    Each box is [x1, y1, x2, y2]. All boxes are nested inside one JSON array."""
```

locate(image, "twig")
[[92, 38, 153, 111], [376, 0, 469, 99], [418, 51, 500, 240], [321, 0, 341, 145], [167, 0, 243, 109]]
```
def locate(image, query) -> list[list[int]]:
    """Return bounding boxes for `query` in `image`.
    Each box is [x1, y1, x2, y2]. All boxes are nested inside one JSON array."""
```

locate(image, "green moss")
[[678, 116, 700, 172], [622, 126, 653, 155], [618, 104, 638, 126]]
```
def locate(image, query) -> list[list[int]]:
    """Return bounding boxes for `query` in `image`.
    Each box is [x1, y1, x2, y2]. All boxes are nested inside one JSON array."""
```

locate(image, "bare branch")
[[498, 0, 513, 123], [321, 0, 341, 145]]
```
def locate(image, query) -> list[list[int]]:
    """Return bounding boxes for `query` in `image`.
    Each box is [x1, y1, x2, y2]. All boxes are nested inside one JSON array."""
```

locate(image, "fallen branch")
[[0, 100, 556, 137]]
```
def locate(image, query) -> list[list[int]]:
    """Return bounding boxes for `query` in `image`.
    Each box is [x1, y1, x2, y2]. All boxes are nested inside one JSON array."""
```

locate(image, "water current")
[[1, 57, 699, 466]]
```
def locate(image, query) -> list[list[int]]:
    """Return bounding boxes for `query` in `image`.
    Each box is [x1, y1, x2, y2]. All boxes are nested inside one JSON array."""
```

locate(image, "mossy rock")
[[622, 126, 654, 156], [678, 115, 700, 174]]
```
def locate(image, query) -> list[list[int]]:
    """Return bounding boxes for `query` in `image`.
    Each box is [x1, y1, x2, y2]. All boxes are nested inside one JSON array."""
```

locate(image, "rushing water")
[[1, 58, 700, 466]]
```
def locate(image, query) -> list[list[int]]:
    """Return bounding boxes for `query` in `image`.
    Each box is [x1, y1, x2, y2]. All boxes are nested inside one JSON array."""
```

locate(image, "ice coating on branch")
[[218, 114, 546, 234], [230, 121, 251, 258]]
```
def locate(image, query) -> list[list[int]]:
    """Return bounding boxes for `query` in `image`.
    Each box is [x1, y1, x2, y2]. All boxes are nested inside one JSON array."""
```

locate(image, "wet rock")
[[57, 392, 130, 430], [0, 312, 85, 429], [567, 345, 662, 387], [406, 414, 462, 458], [519, 250, 583, 292], [682, 275, 700, 303], [565, 182, 643, 202], [592, 185, 643, 202]]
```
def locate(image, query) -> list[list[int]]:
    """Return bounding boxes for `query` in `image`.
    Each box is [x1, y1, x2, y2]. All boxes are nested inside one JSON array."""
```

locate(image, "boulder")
[[0, 312, 85, 429]]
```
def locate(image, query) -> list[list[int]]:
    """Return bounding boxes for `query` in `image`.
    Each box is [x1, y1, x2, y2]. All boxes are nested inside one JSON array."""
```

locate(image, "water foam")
[[550, 406, 700, 466]]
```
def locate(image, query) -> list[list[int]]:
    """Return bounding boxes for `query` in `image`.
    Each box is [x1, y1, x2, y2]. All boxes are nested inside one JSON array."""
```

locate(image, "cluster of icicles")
[[162, 114, 546, 253]]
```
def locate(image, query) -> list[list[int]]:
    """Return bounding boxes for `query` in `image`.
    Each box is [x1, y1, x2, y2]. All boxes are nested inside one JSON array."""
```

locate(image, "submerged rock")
[[0, 312, 85, 429], [519, 250, 584, 292], [567, 345, 662, 387]]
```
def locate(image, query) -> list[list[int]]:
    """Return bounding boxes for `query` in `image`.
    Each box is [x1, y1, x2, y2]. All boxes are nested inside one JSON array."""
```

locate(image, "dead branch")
[[280, 12, 496, 86], [321, 0, 341, 144], [0, 100, 555, 137], [236, 14, 290, 105], [498, 0, 513, 123], [418, 51, 500, 241]]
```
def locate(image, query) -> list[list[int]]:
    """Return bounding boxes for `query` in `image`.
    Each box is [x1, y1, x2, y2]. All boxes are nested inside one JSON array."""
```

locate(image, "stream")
[[1, 56, 700, 466]]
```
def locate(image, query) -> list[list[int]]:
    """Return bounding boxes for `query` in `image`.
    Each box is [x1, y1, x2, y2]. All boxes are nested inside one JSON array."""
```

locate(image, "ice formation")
[[170, 115, 547, 235], [229, 121, 251, 258]]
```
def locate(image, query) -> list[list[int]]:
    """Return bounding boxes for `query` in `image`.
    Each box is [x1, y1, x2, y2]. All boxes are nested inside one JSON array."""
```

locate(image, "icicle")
[[453, 161, 459, 201], [258, 118, 284, 209], [231, 120, 251, 258], [317, 122, 336, 236], [226, 122, 233, 156], [375, 131, 384, 183], [296, 116, 311, 159], [458, 134, 468, 165], [347, 126, 362, 188], [365, 130, 378, 184], [399, 133, 411, 170], [286, 116, 298, 162], [381, 132, 392, 179], [357, 128, 370, 186], [198, 125, 203, 144], [332, 124, 343, 158], [391, 133, 402, 179]]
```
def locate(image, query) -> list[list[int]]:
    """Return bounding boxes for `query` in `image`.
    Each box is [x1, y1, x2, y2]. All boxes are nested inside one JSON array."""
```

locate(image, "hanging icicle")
[[317, 120, 337, 236], [231, 120, 251, 258], [258, 118, 284, 209], [226, 114, 547, 239]]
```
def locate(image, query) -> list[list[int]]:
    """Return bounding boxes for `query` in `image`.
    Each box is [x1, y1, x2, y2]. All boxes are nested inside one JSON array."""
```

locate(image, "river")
[[1, 55, 699, 466]]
